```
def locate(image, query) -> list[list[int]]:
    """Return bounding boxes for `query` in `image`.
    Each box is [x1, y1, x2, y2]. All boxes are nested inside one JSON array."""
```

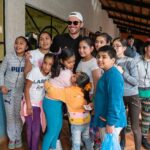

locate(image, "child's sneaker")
[[8, 141, 15, 149], [15, 139, 22, 148]]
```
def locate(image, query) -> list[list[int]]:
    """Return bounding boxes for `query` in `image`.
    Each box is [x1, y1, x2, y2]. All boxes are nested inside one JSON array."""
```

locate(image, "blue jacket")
[[94, 67, 127, 127]]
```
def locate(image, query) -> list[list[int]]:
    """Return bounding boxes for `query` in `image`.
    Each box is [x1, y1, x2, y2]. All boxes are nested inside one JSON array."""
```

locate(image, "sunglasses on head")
[[67, 21, 81, 26]]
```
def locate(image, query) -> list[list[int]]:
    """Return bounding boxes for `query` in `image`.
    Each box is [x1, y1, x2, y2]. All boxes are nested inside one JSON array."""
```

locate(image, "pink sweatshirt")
[[50, 69, 72, 88]]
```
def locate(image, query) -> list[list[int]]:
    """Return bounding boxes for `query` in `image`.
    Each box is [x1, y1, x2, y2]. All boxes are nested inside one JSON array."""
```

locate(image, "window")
[[25, 6, 68, 49], [0, 0, 5, 62]]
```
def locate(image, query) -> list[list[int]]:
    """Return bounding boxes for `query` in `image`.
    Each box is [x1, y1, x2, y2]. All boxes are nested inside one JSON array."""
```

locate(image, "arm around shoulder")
[[44, 80, 66, 102]]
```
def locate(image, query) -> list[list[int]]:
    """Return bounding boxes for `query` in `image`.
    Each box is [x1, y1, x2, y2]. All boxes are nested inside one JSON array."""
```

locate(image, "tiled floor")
[[0, 120, 148, 150]]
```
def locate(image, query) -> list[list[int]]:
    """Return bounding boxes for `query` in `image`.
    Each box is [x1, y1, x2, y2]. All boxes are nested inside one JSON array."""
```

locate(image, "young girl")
[[45, 72, 93, 150], [76, 36, 101, 149], [24, 31, 52, 76], [113, 38, 141, 150], [24, 53, 55, 150], [0, 36, 29, 149], [136, 41, 150, 149], [94, 45, 127, 144], [77, 36, 100, 96], [94, 32, 112, 57], [42, 48, 75, 150]]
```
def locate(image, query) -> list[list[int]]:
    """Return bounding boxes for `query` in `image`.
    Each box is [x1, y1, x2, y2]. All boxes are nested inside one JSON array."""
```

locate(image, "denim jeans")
[[71, 123, 92, 150]]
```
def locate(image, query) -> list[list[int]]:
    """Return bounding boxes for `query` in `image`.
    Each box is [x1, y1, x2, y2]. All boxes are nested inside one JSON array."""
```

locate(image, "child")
[[24, 31, 52, 76], [76, 36, 101, 149], [94, 32, 112, 54], [0, 36, 29, 149], [94, 32, 112, 149], [113, 38, 141, 150], [24, 53, 55, 150], [45, 72, 93, 150], [42, 48, 75, 150], [76, 36, 100, 96], [94, 45, 127, 144], [94, 33, 112, 73], [136, 41, 150, 149]]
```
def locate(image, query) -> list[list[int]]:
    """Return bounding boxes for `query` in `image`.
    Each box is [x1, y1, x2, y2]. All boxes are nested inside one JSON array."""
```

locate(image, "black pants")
[[120, 95, 141, 150]]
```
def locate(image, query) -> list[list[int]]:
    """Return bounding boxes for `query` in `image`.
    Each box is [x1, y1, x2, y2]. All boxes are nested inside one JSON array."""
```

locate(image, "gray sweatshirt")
[[116, 56, 139, 96], [0, 51, 25, 89], [136, 56, 150, 88]]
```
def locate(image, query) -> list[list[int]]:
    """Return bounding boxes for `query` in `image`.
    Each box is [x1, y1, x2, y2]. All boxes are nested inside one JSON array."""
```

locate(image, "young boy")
[[94, 45, 127, 142]]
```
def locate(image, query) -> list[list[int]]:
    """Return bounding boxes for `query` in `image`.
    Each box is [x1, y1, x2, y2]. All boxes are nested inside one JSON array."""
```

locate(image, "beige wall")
[[5, 0, 119, 54], [5, 0, 25, 53]]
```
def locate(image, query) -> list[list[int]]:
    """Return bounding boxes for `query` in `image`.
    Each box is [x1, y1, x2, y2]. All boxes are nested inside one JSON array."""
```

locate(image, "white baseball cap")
[[68, 11, 83, 22]]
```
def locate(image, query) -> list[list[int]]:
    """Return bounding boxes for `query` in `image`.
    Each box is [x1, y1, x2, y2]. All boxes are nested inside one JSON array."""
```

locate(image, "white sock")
[[56, 140, 62, 150]]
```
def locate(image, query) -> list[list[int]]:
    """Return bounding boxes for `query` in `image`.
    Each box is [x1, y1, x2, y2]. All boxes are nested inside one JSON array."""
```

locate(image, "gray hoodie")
[[136, 56, 150, 89], [0, 51, 25, 89], [116, 56, 139, 96]]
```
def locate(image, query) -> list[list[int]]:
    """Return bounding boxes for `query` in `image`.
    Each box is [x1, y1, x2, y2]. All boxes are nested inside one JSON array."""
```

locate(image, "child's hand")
[[84, 104, 92, 111], [88, 102, 94, 109], [106, 125, 115, 133], [25, 51, 31, 61], [83, 103, 93, 111], [1, 86, 9, 94], [26, 107, 33, 116]]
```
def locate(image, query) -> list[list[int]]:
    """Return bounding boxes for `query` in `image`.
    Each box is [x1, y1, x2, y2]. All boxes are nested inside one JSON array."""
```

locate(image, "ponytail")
[[76, 72, 92, 103]]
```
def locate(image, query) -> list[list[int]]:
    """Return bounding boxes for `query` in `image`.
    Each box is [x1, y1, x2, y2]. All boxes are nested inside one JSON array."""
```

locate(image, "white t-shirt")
[[26, 67, 49, 104], [30, 49, 45, 67], [76, 57, 99, 94]]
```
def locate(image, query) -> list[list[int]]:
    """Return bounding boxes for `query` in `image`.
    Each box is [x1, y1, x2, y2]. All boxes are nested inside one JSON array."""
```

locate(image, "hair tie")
[[51, 48, 62, 55], [84, 82, 92, 92]]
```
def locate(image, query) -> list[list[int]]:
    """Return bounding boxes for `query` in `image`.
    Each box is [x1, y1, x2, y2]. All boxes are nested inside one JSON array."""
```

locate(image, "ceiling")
[[99, 0, 150, 36]]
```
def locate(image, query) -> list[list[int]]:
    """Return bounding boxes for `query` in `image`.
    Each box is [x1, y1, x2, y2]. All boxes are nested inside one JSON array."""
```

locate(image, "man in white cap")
[[50, 12, 84, 150], [51, 11, 84, 72]]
